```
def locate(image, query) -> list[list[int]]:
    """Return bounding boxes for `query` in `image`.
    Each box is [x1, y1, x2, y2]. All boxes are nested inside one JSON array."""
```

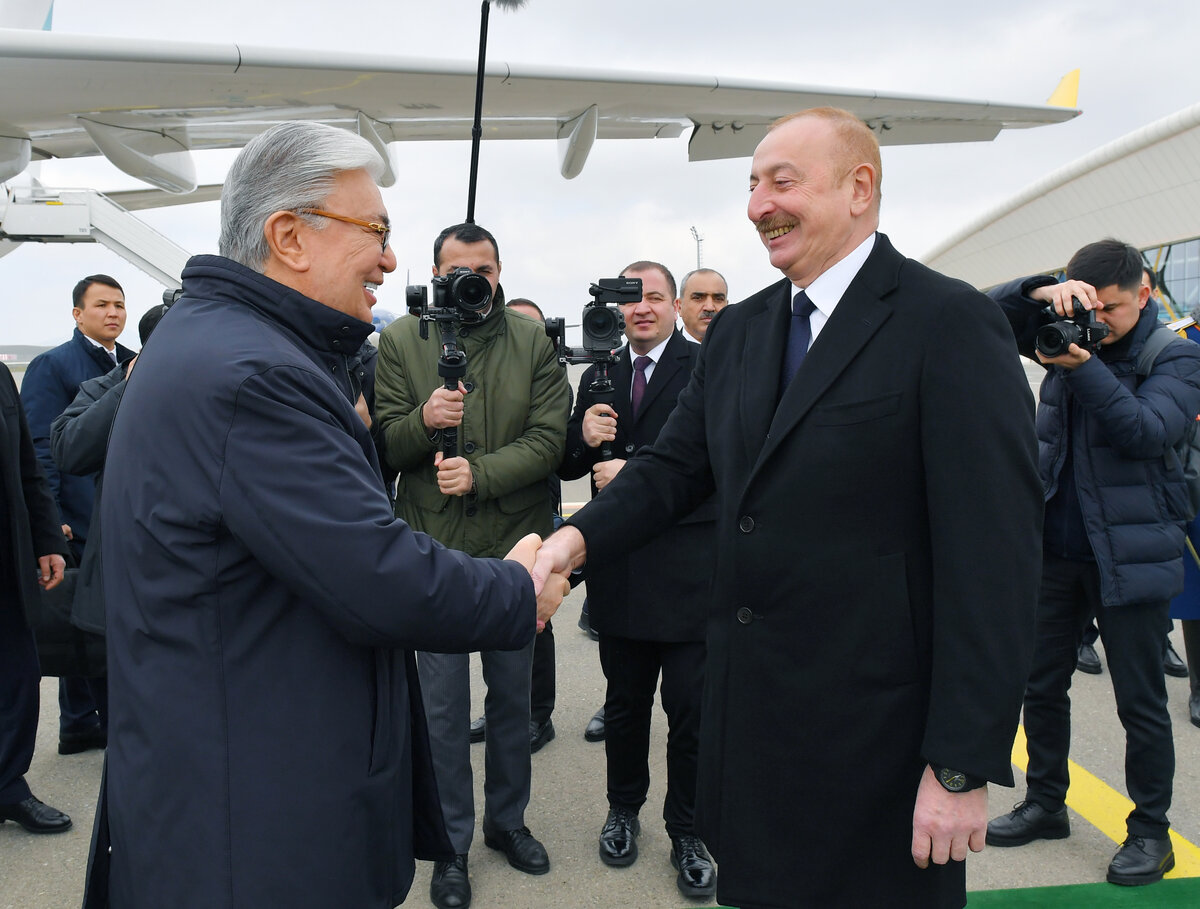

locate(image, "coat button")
[[460, 328, 471, 338], [736, 607, 754, 625], [464, 381, 475, 393], [624, 443, 635, 454], [739, 515, 755, 533], [466, 504, 477, 517], [464, 441, 476, 453]]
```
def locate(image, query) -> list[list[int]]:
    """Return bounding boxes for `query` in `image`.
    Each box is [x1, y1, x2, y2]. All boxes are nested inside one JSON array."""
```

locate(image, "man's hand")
[[37, 554, 66, 591], [423, 381, 468, 430], [582, 403, 618, 448], [911, 765, 988, 869], [505, 533, 570, 632], [1030, 279, 1099, 318], [354, 393, 372, 430], [434, 452, 473, 496], [124, 354, 138, 379], [1036, 343, 1091, 370], [61, 523, 73, 541], [592, 458, 626, 490], [533, 525, 588, 582]]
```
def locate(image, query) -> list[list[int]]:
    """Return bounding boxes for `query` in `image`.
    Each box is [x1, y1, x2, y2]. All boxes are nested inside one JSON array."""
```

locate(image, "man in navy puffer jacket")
[[986, 239, 1200, 886]]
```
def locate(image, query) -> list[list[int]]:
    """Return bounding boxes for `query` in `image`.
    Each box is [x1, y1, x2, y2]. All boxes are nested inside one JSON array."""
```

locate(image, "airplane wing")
[[0, 27, 1080, 194]]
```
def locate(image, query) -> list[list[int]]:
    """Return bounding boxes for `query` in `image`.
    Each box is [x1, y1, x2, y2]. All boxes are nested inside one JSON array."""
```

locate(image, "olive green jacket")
[[375, 305, 569, 558]]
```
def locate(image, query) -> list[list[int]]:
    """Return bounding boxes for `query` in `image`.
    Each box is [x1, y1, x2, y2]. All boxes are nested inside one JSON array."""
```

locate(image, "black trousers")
[[530, 618, 554, 725], [598, 634, 704, 836], [1024, 554, 1174, 838], [0, 597, 39, 804]]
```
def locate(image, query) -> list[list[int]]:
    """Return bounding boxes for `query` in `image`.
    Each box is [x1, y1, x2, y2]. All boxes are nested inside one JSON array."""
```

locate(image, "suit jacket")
[[569, 234, 1042, 909], [560, 331, 712, 642]]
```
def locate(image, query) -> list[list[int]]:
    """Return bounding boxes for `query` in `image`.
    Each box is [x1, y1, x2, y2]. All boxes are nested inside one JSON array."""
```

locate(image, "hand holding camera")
[[423, 381, 467, 430], [1030, 280, 1109, 365], [582, 403, 618, 448]]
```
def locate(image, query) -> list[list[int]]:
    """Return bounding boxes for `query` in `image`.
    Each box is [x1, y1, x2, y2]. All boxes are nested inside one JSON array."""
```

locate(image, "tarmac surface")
[[2, 580, 1198, 908]]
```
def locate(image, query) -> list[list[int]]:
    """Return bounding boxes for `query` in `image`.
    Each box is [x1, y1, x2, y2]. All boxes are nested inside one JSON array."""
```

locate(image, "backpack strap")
[[1134, 325, 1184, 378]]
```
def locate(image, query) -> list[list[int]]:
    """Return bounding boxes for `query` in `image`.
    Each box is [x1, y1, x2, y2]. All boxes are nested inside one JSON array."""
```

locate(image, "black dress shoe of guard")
[[1076, 642, 1103, 675], [0, 796, 72, 834], [584, 708, 606, 742], [1164, 641, 1189, 678], [986, 800, 1070, 846], [58, 725, 107, 755], [670, 834, 716, 898], [529, 719, 555, 754], [598, 807, 640, 867], [1107, 835, 1175, 885], [469, 716, 485, 744], [430, 854, 470, 909], [482, 823, 550, 875]]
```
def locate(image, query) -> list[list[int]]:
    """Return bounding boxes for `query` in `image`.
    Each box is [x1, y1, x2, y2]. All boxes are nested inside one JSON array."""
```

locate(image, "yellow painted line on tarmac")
[[1011, 724, 1200, 878]]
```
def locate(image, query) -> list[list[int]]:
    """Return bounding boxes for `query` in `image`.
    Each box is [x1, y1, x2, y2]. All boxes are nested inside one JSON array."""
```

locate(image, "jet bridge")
[[0, 185, 189, 289]]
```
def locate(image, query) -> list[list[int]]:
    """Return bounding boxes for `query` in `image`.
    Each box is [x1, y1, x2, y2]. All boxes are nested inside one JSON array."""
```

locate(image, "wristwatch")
[[931, 765, 986, 793]]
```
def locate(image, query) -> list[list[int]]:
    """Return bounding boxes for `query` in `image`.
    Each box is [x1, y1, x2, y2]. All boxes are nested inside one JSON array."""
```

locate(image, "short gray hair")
[[679, 267, 727, 298], [219, 121, 385, 270]]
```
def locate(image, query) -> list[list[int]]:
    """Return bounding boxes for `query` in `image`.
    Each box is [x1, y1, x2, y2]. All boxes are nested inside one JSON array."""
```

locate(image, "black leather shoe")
[[58, 725, 106, 755], [430, 853, 471, 909], [584, 708, 606, 743], [0, 796, 72, 834], [529, 719, 555, 754], [1076, 642, 1102, 675], [1164, 641, 1188, 678], [578, 600, 599, 641], [598, 807, 640, 867], [469, 716, 485, 744], [670, 834, 716, 898], [986, 800, 1070, 846], [482, 823, 549, 875], [1107, 835, 1174, 885]]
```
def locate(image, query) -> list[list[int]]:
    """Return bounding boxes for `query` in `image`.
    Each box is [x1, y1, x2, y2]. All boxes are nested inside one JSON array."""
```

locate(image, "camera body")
[[1036, 303, 1111, 357], [406, 267, 492, 325], [581, 278, 639, 356]]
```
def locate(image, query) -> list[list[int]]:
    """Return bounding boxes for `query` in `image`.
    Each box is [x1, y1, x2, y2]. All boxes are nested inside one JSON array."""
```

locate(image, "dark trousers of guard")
[[1023, 554, 1174, 838], [598, 635, 704, 835]]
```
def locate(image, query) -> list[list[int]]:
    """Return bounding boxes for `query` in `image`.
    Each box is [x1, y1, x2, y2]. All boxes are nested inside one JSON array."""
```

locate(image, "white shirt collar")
[[792, 232, 877, 341]]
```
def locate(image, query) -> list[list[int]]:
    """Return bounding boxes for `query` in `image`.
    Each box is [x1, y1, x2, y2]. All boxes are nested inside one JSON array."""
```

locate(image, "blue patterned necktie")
[[781, 291, 816, 391], [631, 355, 651, 417]]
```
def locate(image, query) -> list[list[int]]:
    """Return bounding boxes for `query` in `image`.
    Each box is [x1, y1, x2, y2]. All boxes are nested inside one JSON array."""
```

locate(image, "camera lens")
[[451, 271, 492, 313], [584, 307, 617, 337], [1035, 322, 1081, 358]]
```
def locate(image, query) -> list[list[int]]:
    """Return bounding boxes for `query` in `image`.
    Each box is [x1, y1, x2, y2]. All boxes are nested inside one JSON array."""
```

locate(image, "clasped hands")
[[504, 528, 584, 633]]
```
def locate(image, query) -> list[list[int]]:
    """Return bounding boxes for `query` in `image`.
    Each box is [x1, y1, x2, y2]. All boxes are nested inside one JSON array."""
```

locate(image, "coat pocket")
[[813, 392, 902, 426]]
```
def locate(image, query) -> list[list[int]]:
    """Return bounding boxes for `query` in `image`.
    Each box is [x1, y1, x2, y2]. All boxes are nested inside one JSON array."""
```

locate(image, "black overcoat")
[[560, 330, 712, 641], [570, 235, 1043, 909]]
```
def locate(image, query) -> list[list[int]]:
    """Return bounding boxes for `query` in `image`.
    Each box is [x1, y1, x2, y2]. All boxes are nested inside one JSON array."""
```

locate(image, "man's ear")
[[848, 163, 877, 217], [1137, 284, 1151, 309], [263, 210, 310, 274], [72, 306, 82, 325]]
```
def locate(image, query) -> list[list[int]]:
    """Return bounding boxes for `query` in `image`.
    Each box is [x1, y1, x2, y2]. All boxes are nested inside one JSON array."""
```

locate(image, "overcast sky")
[[3, 0, 1198, 346]]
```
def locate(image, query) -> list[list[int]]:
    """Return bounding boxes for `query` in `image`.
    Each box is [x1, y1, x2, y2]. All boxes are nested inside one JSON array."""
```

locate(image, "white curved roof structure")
[[923, 102, 1200, 287]]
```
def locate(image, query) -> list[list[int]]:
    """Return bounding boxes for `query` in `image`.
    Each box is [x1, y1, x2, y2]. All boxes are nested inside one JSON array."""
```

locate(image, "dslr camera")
[[1035, 302, 1110, 357], [406, 267, 492, 326]]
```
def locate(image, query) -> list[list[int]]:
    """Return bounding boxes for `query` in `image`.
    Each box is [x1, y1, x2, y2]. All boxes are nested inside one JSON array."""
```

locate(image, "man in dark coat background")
[[536, 107, 1042, 909], [0, 363, 71, 834], [21, 274, 134, 754], [558, 260, 716, 898], [83, 120, 568, 909]]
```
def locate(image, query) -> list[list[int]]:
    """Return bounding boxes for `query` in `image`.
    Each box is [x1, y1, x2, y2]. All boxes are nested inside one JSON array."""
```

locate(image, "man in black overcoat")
[[535, 108, 1042, 908], [0, 363, 71, 834], [559, 261, 715, 897]]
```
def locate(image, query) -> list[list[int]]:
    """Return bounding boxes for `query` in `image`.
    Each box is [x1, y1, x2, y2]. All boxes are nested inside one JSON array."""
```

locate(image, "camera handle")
[[588, 363, 617, 462], [436, 320, 468, 460]]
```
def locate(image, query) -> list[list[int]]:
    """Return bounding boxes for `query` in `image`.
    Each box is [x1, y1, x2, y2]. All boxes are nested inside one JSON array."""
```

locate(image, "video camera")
[[1036, 302, 1110, 357], [406, 267, 492, 331], [544, 277, 640, 367]]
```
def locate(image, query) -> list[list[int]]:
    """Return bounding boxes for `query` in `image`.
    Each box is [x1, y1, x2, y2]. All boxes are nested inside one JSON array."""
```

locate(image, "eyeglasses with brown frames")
[[295, 208, 391, 251]]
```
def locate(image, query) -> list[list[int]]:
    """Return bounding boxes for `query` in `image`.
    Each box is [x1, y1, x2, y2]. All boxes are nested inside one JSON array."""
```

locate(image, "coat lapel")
[[738, 280, 792, 468], [751, 237, 904, 478], [634, 331, 687, 426]]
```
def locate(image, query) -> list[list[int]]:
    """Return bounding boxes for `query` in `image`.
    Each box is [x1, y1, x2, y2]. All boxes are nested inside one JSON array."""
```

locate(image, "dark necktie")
[[781, 291, 816, 392], [631, 355, 651, 417]]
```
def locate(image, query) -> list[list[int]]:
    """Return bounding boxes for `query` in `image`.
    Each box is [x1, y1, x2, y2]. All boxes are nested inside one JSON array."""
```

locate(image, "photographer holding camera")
[[374, 221, 569, 909], [986, 238, 1200, 886]]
